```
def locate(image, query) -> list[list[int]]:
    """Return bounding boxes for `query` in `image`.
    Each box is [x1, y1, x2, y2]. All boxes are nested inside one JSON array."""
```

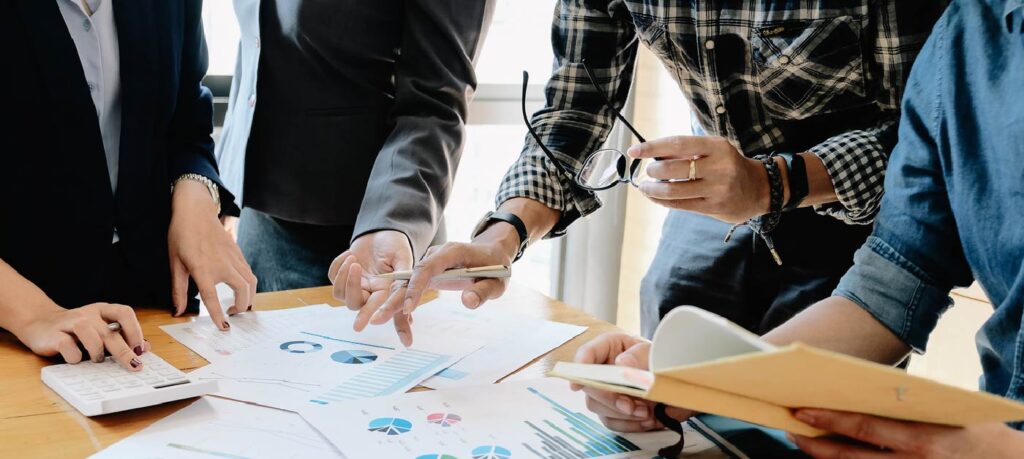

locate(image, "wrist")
[[774, 156, 791, 206], [171, 180, 219, 216], [749, 158, 772, 216], [472, 222, 522, 262]]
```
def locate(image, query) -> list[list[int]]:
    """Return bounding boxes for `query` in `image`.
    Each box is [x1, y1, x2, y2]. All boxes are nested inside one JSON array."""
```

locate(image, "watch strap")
[[472, 211, 529, 262], [777, 152, 808, 210]]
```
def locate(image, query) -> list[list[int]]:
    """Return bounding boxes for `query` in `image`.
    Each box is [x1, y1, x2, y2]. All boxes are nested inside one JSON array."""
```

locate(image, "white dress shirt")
[[56, 0, 122, 241]]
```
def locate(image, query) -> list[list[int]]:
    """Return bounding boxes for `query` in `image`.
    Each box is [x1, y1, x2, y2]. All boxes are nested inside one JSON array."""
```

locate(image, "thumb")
[[170, 257, 189, 317], [615, 342, 651, 370]]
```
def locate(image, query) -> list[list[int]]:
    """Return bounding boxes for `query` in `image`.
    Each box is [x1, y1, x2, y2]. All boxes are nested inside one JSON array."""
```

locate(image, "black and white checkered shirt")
[[495, 0, 948, 235]]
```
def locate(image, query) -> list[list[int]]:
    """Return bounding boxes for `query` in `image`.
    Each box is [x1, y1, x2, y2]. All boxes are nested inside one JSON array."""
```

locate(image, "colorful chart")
[[415, 455, 458, 459], [524, 386, 640, 458], [472, 445, 512, 459], [426, 413, 462, 427], [367, 417, 412, 436], [435, 367, 469, 380], [331, 349, 378, 364], [309, 349, 452, 404], [278, 341, 323, 354]]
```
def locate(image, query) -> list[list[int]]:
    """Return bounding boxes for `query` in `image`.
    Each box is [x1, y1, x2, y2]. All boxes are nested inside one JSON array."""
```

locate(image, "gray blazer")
[[215, 0, 495, 257]]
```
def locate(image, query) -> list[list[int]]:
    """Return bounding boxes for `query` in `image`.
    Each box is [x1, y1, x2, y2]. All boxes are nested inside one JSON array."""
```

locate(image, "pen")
[[373, 265, 511, 281]]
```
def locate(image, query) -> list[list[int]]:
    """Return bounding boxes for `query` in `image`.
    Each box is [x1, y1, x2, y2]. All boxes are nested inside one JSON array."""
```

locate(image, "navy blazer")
[[1, 0, 238, 309]]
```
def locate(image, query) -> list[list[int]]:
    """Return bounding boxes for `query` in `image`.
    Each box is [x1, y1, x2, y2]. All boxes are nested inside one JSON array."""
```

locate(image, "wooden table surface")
[[0, 283, 620, 458]]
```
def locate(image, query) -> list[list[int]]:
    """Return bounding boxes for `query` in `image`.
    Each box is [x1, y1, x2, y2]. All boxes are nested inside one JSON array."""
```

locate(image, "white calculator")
[[41, 352, 218, 416]]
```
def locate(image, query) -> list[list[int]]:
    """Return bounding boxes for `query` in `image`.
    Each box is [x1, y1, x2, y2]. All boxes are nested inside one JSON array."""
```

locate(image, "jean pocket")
[[751, 15, 869, 121]]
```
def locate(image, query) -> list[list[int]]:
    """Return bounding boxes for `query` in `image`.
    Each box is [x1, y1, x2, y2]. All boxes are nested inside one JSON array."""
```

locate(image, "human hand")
[[327, 230, 415, 345], [788, 409, 1024, 458], [571, 332, 693, 432], [14, 303, 151, 371], [221, 215, 239, 242], [628, 136, 771, 224], [168, 180, 257, 330]]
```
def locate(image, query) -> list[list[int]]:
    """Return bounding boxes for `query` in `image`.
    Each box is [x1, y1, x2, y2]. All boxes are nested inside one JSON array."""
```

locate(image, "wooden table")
[[0, 283, 620, 458]]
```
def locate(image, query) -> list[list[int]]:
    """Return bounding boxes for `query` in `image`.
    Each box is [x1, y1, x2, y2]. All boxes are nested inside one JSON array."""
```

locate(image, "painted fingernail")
[[615, 398, 633, 414], [222, 321, 230, 330], [133, 345, 144, 356], [130, 358, 142, 368], [247, 305, 253, 312]]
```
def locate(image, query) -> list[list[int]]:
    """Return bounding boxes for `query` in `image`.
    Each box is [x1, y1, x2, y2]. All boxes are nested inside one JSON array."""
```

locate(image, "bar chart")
[[522, 386, 641, 458], [309, 349, 453, 404]]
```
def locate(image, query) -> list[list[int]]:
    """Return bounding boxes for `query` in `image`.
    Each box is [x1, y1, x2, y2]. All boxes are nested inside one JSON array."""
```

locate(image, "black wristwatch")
[[776, 152, 808, 210], [472, 211, 530, 262]]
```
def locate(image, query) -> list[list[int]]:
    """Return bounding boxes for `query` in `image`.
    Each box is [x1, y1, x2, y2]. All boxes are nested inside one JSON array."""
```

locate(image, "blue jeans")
[[237, 208, 354, 293], [640, 208, 870, 338]]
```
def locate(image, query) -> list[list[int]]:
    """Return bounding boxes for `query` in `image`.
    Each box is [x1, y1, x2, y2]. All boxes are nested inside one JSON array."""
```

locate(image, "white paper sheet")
[[160, 304, 334, 363], [92, 397, 343, 459], [412, 296, 587, 389], [189, 308, 484, 411], [299, 378, 728, 459]]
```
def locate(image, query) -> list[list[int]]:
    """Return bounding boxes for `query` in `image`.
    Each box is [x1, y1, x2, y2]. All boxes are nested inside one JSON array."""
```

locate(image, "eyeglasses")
[[521, 62, 654, 191]]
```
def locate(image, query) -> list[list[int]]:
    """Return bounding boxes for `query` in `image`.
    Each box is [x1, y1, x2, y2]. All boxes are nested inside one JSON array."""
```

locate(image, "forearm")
[[762, 295, 911, 366], [0, 259, 63, 334], [776, 153, 838, 208]]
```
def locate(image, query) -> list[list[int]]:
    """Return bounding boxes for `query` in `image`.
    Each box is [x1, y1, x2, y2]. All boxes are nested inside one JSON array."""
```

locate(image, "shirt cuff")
[[493, 145, 602, 238], [808, 119, 896, 225], [833, 236, 954, 353]]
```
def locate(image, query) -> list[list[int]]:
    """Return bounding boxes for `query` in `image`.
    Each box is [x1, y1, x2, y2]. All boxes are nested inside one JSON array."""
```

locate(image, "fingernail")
[[627, 145, 640, 156], [133, 345, 143, 356], [615, 398, 633, 415], [795, 410, 816, 425], [640, 419, 656, 429], [247, 305, 253, 312], [222, 321, 230, 330], [130, 358, 142, 368], [402, 298, 414, 314], [617, 354, 638, 368], [464, 292, 480, 308], [633, 405, 648, 418], [397, 330, 409, 345]]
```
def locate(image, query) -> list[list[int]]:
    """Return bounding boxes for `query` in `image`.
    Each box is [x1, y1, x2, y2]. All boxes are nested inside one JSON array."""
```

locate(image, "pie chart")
[[331, 349, 377, 364], [367, 417, 412, 435], [426, 413, 462, 427], [472, 445, 512, 459], [279, 341, 323, 353], [415, 455, 458, 459]]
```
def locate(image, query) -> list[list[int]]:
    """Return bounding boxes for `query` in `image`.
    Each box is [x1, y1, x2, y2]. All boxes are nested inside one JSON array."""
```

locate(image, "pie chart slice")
[[426, 413, 462, 427], [279, 340, 323, 354], [367, 417, 412, 435], [472, 445, 512, 459], [331, 349, 378, 364], [415, 455, 458, 459]]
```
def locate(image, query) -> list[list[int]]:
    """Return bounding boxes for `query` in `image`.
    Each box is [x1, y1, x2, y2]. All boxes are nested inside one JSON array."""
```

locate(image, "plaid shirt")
[[495, 0, 948, 235]]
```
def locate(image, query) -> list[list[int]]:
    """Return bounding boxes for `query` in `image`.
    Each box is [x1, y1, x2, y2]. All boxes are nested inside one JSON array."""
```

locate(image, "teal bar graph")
[[309, 349, 451, 404], [522, 387, 641, 458]]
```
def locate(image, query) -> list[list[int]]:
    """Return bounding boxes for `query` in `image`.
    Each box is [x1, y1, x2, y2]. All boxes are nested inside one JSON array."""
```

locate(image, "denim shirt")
[[834, 0, 1024, 414]]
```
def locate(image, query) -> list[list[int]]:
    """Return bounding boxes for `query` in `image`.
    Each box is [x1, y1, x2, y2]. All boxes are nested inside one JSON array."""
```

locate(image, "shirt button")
[[83, 19, 91, 31], [255, 38, 261, 49], [88, 82, 96, 91], [704, 39, 715, 50], [715, 105, 726, 114], [248, 94, 257, 108], [778, 55, 791, 65]]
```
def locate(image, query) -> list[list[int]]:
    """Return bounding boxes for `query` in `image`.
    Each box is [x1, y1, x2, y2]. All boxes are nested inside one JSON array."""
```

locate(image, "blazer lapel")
[[16, 0, 113, 202]]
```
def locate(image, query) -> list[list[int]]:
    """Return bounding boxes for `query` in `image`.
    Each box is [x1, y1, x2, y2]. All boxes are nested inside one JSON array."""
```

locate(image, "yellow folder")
[[549, 306, 1024, 437]]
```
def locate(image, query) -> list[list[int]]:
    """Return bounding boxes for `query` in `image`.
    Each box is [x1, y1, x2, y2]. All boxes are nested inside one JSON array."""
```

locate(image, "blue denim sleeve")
[[832, 12, 973, 353]]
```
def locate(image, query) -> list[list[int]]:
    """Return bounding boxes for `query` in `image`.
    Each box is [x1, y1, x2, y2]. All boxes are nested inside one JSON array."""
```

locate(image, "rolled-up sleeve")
[[832, 12, 972, 352]]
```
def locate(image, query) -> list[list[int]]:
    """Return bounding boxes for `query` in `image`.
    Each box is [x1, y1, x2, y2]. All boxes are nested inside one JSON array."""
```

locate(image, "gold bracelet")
[[171, 173, 221, 215]]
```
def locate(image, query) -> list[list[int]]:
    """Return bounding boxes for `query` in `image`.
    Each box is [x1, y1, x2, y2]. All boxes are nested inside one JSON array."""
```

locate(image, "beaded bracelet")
[[724, 155, 784, 265]]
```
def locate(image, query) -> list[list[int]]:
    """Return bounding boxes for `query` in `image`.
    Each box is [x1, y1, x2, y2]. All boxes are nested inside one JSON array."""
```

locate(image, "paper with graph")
[[299, 378, 726, 459], [190, 308, 483, 411], [91, 397, 342, 459], [160, 304, 333, 363], [413, 296, 586, 389]]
